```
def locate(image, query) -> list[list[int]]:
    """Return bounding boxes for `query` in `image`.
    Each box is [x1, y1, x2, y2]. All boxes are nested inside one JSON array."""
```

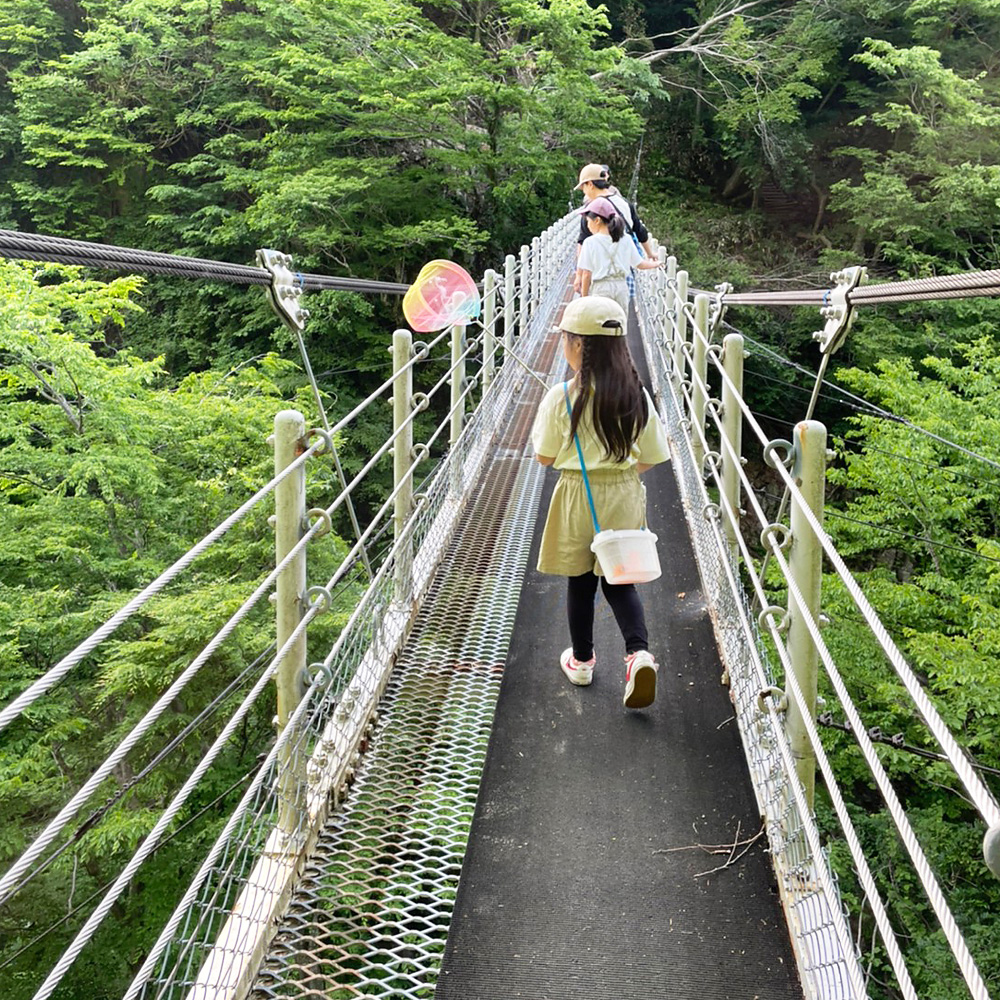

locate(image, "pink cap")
[[578, 197, 617, 220]]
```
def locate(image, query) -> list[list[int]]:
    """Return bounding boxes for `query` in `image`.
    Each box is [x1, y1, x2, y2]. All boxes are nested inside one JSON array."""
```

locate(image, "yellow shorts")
[[537, 467, 646, 576]]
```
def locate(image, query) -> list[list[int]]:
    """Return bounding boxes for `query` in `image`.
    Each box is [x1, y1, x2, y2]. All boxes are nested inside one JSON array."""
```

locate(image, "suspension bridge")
[[1, 217, 999, 1000]]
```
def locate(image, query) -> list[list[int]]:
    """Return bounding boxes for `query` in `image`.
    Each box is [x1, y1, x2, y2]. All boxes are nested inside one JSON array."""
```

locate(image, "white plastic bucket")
[[591, 528, 661, 584]]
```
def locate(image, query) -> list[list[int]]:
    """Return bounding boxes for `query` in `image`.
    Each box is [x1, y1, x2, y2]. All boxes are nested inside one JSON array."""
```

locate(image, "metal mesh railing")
[[635, 255, 1000, 1000], [121, 225, 577, 1000]]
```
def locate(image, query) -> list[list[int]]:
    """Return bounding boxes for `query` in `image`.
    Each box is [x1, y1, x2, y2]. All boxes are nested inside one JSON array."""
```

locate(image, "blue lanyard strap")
[[563, 381, 601, 534]]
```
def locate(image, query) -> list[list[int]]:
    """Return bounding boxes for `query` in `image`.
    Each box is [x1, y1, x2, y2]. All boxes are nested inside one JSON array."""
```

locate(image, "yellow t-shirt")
[[531, 381, 669, 471]]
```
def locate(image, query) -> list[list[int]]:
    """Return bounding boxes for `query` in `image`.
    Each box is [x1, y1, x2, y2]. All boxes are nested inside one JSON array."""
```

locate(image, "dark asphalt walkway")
[[435, 309, 803, 1000]]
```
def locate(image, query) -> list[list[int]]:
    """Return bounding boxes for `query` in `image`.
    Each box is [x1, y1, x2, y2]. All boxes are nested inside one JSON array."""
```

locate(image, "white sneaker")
[[623, 650, 657, 708], [560, 647, 595, 686]]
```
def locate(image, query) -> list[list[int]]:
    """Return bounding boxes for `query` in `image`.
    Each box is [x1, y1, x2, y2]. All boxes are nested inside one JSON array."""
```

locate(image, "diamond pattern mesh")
[[250, 275, 567, 1000]]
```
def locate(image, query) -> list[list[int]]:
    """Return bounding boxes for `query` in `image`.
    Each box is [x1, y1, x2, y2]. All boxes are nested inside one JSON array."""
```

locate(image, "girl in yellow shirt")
[[531, 296, 669, 709]]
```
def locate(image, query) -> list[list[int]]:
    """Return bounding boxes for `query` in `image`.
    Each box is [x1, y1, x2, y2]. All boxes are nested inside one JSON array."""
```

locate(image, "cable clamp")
[[813, 265, 866, 355], [757, 685, 788, 714], [257, 248, 310, 331], [306, 427, 333, 456], [304, 509, 332, 538]]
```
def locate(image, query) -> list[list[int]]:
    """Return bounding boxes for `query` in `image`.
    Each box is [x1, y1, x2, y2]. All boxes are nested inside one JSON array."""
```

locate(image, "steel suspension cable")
[[0, 230, 410, 293], [739, 331, 1000, 474], [656, 302, 975, 995], [658, 278, 1000, 826], [0, 437, 325, 734], [0, 765, 259, 977], [768, 535, 992, 999], [1, 645, 271, 906], [0, 506, 330, 907], [29, 598, 325, 1000], [691, 268, 1000, 307], [710, 343, 1000, 828], [2, 440, 324, 722]]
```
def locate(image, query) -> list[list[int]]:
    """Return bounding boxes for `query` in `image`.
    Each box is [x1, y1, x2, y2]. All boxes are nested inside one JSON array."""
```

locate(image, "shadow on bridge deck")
[[435, 312, 803, 1000]]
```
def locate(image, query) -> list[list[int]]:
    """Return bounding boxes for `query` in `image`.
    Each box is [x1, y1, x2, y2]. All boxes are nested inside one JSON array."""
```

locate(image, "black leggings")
[[567, 571, 648, 661]]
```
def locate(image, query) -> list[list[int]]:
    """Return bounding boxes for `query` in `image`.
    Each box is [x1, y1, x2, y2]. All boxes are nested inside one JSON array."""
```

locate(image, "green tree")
[[0, 260, 356, 998], [830, 38, 1000, 272]]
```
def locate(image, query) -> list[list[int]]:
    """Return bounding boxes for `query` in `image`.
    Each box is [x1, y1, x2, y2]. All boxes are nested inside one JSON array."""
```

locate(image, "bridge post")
[[664, 255, 677, 360], [691, 294, 710, 472], [504, 253, 516, 352], [392, 330, 414, 601], [674, 269, 689, 391], [450, 322, 466, 447], [482, 269, 498, 394], [721, 333, 744, 558], [786, 419, 827, 809], [532, 236, 541, 312], [272, 409, 308, 838], [519, 244, 530, 335]]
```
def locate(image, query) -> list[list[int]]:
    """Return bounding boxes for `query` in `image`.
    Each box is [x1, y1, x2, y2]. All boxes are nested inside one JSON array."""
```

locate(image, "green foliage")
[[831, 38, 1000, 271], [0, 261, 338, 998], [5, 0, 1000, 995]]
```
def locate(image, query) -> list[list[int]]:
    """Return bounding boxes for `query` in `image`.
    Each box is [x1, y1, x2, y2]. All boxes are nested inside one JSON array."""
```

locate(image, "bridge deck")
[[251, 301, 801, 999], [434, 317, 802, 1000]]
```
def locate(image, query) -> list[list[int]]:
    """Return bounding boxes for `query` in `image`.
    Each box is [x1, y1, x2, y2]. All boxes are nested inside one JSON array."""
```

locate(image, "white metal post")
[[674, 268, 688, 390], [504, 253, 516, 352], [450, 323, 465, 449], [272, 409, 307, 838], [691, 293, 710, 473], [531, 236, 541, 311], [519, 244, 530, 336], [786, 419, 827, 808], [721, 332, 745, 559], [664, 255, 677, 363], [482, 269, 497, 394], [392, 329, 414, 602]]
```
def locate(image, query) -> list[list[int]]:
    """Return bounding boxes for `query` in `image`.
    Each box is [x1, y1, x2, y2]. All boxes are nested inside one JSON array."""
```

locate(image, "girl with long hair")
[[531, 295, 669, 709], [576, 197, 661, 313]]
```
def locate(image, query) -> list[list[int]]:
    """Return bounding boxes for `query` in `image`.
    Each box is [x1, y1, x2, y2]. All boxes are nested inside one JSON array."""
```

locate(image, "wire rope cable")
[[0, 645, 274, 907], [660, 278, 1000, 829], [0, 230, 410, 293], [739, 331, 1000, 474], [28, 598, 324, 1000], [0, 506, 330, 907], [715, 345, 1000, 828], [0, 765, 260, 977], [0, 436, 325, 734]]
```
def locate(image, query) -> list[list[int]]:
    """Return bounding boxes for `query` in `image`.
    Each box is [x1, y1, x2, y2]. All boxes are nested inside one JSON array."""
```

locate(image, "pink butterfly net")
[[403, 260, 481, 333]]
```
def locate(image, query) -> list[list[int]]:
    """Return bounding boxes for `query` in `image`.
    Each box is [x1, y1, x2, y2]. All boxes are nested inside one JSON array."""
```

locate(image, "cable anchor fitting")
[[709, 282, 732, 341], [813, 266, 866, 355], [257, 248, 310, 331]]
